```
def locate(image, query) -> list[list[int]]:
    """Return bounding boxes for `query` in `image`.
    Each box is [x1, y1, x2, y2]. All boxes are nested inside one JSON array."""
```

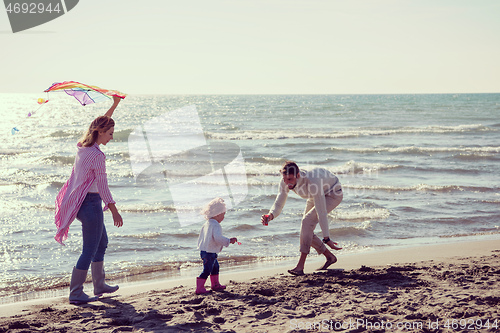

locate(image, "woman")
[[55, 96, 124, 304]]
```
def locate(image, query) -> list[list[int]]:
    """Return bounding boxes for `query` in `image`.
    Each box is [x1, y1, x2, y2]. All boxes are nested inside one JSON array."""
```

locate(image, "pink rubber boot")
[[210, 274, 226, 291], [196, 277, 210, 294]]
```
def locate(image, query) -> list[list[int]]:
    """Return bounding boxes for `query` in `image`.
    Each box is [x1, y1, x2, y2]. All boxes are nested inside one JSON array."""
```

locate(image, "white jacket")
[[269, 168, 341, 238], [197, 219, 230, 253]]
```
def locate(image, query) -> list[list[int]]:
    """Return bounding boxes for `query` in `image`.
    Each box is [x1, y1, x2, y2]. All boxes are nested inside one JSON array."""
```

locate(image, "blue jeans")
[[199, 251, 219, 279], [75, 193, 108, 270]]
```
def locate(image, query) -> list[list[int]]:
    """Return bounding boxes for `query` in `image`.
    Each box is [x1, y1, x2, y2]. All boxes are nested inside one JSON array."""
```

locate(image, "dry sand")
[[1, 239, 499, 332]]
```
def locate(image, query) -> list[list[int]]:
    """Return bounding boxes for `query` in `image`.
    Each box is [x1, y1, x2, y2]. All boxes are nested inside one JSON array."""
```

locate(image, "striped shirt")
[[54, 143, 115, 245]]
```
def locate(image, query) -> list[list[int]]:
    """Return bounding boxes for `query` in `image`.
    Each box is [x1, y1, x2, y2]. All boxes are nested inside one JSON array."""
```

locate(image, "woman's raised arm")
[[104, 96, 122, 118]]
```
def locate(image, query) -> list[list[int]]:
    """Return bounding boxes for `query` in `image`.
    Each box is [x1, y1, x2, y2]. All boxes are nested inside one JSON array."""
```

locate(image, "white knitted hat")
[[201, 197, 227, 219]]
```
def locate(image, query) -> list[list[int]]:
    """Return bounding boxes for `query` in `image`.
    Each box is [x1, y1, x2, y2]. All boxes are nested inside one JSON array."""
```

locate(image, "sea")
[[1, 93, 499, 303]]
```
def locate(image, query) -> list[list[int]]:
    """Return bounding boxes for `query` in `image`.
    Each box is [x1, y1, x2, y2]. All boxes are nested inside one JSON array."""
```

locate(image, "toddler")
[[196, 198, 237, 294]]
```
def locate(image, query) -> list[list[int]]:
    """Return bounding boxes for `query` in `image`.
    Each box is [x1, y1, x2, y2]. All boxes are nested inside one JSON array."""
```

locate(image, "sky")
[[0, 0, 499, 95]]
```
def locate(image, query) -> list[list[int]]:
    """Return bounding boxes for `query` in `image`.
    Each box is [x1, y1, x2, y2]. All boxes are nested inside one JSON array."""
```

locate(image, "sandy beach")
[[1, 238, 499, 332]]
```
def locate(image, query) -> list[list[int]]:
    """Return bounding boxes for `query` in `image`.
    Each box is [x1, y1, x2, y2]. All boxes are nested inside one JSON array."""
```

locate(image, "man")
[[261, 161, 343, 276]]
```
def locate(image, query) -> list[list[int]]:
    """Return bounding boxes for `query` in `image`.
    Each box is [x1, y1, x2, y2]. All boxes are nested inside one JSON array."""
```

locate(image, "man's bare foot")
[[317, 255, 337, 270], [287, 268, 304, 276]]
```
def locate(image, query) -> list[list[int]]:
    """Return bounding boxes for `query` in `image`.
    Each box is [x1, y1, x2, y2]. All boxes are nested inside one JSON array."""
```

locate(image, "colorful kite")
[[44, 81, 127, 106], [11, 81, 126, 134]]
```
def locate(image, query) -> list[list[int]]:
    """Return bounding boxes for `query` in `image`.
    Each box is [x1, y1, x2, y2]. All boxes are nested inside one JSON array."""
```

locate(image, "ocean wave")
[[400, 206, 425, 213], [120, 204, 176, 213], [1, 260, 194, 298], [205, 124, 495, 141], [32, 203, 55, 211], [333, 160, 401, 174], [112, 129, 134, 142], [49, 130, 80, 138], [115, 231, 202, 243], [344, 184, 498, 193], [168, 232, 199, 239], [247, 160, 402, 176], [331, 222, 372, 238], [439, 230, 500, 238], [329, 146, 500, 155], [246, 156, 287, 165], [0, 149, 25, 156], [411, 166, 485, 175], [229, 223, 259, 232], [244, 161, 400, 177], [119, 232, 163, 239], [127, 158, 399, 182], [9, 179, 65, 190], [0, 274, 70, 300], [42, 155, 75, 166], [111, 244, 193, 253], [333, 208, 390, 222], [47, 129, 132, 141], [50, 181, 66, 189], [482, 199, 500, 204], [451, 153, 500, 162]]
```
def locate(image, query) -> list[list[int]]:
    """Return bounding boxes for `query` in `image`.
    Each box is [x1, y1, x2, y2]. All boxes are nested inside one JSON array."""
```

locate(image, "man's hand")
[[326, 239, 342, 250], [261, 214, 273, 226]]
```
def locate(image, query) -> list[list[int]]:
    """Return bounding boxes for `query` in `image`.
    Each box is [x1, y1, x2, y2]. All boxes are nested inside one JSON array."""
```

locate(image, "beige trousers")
[[300, 191, 343, 254]]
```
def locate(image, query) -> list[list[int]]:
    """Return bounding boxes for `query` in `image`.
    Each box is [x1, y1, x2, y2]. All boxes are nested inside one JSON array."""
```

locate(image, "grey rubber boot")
[[91, 261, 119, 296], [69, 267, 99, 304]]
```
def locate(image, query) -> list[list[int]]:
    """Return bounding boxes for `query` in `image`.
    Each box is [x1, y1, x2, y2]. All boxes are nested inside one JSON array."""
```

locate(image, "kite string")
[[11, 92, 50, 134], [29, 92, 50, 116], [29, 101, 46, 117]]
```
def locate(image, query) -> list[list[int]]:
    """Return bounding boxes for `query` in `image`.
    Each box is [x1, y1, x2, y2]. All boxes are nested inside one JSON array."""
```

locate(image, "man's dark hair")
[[281, 161, 299, 176]]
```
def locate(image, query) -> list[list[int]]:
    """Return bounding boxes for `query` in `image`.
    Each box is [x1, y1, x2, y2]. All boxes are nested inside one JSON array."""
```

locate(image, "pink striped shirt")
[[54, 143, 115, 245]]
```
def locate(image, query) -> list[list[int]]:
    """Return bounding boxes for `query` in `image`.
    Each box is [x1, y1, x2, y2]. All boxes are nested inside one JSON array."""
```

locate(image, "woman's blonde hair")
[[79, 116, 115, 147]]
